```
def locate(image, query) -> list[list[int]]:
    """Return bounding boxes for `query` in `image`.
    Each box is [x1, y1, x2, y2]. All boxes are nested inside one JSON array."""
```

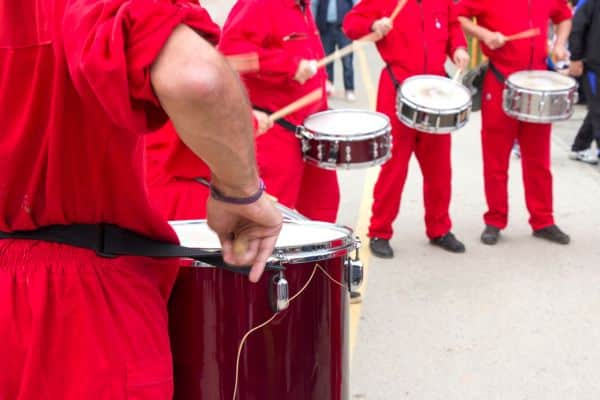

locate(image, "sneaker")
[[326, 80, 334, 96], [480, 225, 501, 245], [533, 225, 570, 245], [430, 232, 466, 253], [369, 238, 394, 259], [569, 149, 599, 165], [512, 143, 521, 159], [345, 90, 356, 102], [350, 291, 362, 304]]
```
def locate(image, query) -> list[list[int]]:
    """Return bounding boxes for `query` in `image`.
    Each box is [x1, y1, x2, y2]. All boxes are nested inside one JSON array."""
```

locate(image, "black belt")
[[253, 106, 299, 133], [488, 61, 506, 84], [0, 224, 284, 275], [386, 65, 401, 89]]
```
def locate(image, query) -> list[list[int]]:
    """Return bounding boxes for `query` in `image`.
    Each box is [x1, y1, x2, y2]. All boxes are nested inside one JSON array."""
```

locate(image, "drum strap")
[[488, 62, 506, 84], [0, 224, 284, 274], [386, 65, 401, 89], [252, 106, 299, 134]]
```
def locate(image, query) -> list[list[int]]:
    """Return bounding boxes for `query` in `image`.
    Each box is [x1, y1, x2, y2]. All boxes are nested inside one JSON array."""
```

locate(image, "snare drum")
[[168, 220, 362, 400], [502, 70, 578, 123], [296, 109, 391, 169], [397, 75, 472, 133]]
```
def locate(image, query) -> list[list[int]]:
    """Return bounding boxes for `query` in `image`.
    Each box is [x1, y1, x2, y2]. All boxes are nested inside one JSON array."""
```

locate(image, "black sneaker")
[[430, 232, 466, 253], [533, 225, 570, 245], [350, 291, 362, 304], [480, 225, 500, 245], [369, 238, 394, 258]]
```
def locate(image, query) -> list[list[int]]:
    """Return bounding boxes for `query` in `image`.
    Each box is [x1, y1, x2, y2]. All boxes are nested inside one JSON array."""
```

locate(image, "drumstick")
[[225, 53, 260, 73], [268, 88, 322, 122], [505, 28, 540, 42], [314, 0, 408, 69], [452, 67, 463, 82]]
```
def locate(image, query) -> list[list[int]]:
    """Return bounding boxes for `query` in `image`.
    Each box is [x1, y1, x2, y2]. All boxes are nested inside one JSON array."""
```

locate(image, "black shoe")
[[430, 232, 466, 253], [533, 225, 570, 245], [480, 225, 500, 245], [350, 291, 362, 304], [369, 238, 394, 258]]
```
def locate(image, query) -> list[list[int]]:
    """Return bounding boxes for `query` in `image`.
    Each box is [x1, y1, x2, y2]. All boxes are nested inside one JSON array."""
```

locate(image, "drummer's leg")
[[518, 122, 554, 230], [255, 125, 304, 209], [481, 74, 518, 229], [414, 132, 452, 239], [368, 72, 415, 240], [296, 165, 340, 222]]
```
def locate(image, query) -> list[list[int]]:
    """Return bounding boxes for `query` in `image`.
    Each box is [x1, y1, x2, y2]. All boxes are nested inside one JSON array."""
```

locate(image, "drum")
[[296, 109, 391, 169], [502, 70, 578, 123], [168, 219, 363, 400], [396, 75, 472, 133]]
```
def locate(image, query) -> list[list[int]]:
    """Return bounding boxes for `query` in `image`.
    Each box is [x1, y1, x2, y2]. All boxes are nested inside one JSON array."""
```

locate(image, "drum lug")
[[270, 271, 290, 313], [317, 143, 324, 161], [328, 141, 339, 163], [370, 141, 378, 159], [345, 238, 364, 292], [345, 144, 352, 163]]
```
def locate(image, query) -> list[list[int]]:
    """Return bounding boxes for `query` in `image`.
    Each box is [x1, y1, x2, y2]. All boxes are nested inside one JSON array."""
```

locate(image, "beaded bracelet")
[[210, 179, 265, 205]]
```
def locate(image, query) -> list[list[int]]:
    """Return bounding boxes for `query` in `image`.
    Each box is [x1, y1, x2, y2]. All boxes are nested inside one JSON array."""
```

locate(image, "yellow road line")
[[349, 46, 378, 360]]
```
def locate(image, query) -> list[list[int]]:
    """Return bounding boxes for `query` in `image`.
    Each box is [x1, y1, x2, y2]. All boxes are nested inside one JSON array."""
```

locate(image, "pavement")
[[198, 3, 600, 398]]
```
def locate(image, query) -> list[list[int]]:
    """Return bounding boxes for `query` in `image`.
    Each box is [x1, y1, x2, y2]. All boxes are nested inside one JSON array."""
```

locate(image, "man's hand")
[[552, 43, 569, 63], [294, 59, 318, 84], [252, 110, 273, 136], [371, 17, 392, 38], [483, 31, 506, 50], [206, 191, 283, 283], [452, 47, 470, 71], [569, 60, 584, 77]]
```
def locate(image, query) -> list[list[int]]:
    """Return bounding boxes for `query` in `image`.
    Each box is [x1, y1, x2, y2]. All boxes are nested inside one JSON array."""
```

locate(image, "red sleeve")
[[453, 0, 483, 19], [63, 0, 220, 134], [219, 0, 300, 83], [550, 0, 572, 24], [448, 0, 468, 56], [342, 0, 385, 40]]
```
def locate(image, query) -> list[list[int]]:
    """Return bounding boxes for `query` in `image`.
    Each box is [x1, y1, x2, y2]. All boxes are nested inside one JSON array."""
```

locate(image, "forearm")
[[554, 19, 572, 48], [151, 24, 259, 196], [458, 16, 491, 41]]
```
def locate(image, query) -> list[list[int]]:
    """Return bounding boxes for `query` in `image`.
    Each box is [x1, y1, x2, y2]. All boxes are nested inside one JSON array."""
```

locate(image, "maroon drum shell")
[[302, 134, 392, 169], [168, 257, 349, 400]]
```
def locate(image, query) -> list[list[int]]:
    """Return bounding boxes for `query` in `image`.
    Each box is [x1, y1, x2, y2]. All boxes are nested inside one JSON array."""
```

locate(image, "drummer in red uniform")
[[343, 0, 470, 258], [456, 0, 572, 245], [0, 0, 281, 398], [218, 0, 341, 223]]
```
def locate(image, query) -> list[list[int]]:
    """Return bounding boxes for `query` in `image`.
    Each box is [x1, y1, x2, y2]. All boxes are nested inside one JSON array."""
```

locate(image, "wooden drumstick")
[[314, 0, 408, 69], [452, 67, 463, 82], [505, 28, 541, 42], [225, 53, 260, 73], [268, 88, 322, 122]]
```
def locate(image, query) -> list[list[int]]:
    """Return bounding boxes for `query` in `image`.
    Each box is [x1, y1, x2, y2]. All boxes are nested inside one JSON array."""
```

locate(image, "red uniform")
[[219, 0, 340, 223], [0, 1, 218, 398], [455, 0, 571, 230], [343, 0, 467, 240]]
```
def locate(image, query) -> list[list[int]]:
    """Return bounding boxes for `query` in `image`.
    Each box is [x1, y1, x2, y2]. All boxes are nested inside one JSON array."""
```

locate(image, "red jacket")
[[455, 0, 572, 75], [0, 0, 219, 242], [219, 0, 328, 126], [343, 0, 467, 80]]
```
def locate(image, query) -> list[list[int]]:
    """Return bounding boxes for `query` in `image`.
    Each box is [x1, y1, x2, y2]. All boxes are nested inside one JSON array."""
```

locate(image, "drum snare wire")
[[232, 263, 348, 400]]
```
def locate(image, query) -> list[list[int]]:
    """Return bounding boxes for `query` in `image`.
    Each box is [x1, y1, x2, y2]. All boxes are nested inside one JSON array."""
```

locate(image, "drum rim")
[[169, 219, 358, 264], [304, 151, 392, 169], [502, 107, 575, 123], [399, 74, 473, 113], [300, 109, 391, 141], [505, 70, 577, 93]]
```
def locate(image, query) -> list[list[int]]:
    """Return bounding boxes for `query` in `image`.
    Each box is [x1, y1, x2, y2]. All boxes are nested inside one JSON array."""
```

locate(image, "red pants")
[[148, 177, 210, 220], [369, 70, 452, 240], [0, 240, 178, 400], [256, 125, 340, 223], [481, 72, 554, 230]]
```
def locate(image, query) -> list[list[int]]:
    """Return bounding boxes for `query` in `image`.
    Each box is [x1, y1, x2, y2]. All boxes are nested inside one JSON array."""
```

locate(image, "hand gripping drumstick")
[[505, 28, 541, 42], [315, 0, 408, 69]]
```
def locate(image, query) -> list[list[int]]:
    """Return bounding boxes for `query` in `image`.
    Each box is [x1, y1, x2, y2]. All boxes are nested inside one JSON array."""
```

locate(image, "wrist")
[[210, 178, 265, 205]]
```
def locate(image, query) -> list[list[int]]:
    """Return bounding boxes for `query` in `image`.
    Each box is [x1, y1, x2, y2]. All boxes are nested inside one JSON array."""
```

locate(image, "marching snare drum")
[[502, 70, 578, 123], [168, 220, 362, 400], [296, 109, 391, 169], [397, 75, 472, 133]]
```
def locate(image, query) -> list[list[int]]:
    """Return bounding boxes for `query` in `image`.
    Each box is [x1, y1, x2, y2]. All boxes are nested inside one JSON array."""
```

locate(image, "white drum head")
[[400, 75, 471, 110], [507, 70, 576, 91], [303, 109, 390, 136], [170, 220, 353, 261]]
